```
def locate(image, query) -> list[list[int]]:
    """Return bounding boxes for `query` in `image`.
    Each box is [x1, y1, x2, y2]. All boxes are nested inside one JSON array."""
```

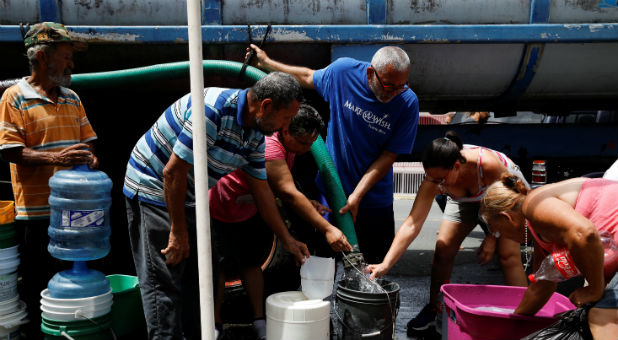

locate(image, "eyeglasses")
[[371, 65, 409, 92], [426, 168, 451, 185]]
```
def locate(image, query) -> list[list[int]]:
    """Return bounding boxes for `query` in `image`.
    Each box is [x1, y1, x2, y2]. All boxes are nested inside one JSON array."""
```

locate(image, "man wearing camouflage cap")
[[0, 22, 97, 339]]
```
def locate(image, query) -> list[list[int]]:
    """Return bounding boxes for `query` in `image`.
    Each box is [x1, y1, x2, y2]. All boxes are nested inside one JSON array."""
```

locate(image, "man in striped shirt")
[[123, 72, 310, 340], [0, 22, 97, 339]]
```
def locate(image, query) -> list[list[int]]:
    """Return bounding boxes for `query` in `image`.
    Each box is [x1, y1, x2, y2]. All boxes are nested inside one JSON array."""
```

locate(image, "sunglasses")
[[426, 168, 452, 185], [371, 65, 409, 92]]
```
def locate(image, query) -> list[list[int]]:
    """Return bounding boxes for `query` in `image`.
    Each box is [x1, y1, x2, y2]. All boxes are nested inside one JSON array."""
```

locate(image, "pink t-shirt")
[[209, 132, 295, 223]]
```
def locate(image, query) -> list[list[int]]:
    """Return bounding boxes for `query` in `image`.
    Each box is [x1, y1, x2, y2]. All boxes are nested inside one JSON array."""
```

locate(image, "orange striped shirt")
[[0, 78, 97, 220]]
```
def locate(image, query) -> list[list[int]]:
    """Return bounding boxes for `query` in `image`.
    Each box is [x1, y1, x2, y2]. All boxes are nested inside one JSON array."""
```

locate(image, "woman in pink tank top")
[[481, 176, 618, 339]]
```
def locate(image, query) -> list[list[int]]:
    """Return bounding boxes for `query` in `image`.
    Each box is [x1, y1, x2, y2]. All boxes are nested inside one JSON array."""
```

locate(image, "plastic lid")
[[266, 291, 330, 323], [528, 274, 537, 283]]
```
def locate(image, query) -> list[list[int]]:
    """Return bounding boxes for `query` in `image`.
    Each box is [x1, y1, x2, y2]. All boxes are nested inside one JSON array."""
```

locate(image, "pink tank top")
[[528, 178, 618, 277]]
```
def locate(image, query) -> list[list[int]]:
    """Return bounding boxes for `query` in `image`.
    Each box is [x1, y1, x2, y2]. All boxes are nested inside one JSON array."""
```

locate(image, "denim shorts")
[[594, 271, 618, 309]]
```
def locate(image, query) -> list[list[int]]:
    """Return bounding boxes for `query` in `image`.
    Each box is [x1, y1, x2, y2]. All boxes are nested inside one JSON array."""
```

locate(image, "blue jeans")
[[125, 197, 203, 340]]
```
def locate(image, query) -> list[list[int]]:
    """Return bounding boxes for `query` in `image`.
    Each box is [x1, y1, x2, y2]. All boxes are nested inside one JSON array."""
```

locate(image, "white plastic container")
[[299, 256, 335, 300], [0, 247, 18, 259], [0, 256, 19, 303], [40, 288, 112, 307], [0, 301, 28, 339], [40, 288, 113, 321], [266, 291, 330, 340], [0, 296, 19, 316]]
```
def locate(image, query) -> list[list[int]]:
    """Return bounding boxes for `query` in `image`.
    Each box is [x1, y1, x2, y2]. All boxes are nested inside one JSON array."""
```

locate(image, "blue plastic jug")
[[48, 261, 111, 298], [48, 164, 112, 261]]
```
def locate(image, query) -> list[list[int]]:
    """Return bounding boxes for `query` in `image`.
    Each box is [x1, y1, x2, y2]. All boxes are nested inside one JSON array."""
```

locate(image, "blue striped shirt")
[[123, 88, 266, 207]]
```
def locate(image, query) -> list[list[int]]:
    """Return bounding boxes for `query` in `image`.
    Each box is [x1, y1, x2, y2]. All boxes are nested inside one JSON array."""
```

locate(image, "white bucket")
[[300, 256, 335, 300], [0, 259, 19, 277], [0, 247, 18, 259], [266, 291, 330, 340], [0, 301, 28, 340], [40, 289, 113, 321], [40, 301, 112, 321], [0, 272, 18, 303], [0, 248, 19, 303], [40, 288, 112, 307], [0, 296, 19, 316]]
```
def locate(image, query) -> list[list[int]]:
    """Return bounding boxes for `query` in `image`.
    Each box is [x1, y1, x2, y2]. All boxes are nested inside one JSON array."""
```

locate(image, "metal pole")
[[186, 0, 215, 339]]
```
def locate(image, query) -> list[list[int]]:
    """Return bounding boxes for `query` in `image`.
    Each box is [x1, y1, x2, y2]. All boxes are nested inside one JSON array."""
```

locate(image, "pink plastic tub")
[[441, 284, 575, 340]]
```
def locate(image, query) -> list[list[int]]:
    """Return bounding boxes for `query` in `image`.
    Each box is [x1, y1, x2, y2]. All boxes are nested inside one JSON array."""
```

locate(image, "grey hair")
[[289, 103, 324, 137], [26, 44, 56, 72], [371, 46, 410, 73], [251, 72, 304, 110]]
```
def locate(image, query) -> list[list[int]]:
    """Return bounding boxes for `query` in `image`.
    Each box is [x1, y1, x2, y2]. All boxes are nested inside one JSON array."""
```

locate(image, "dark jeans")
[[15, 218, 64, 340], [125, 197, 203, 340]]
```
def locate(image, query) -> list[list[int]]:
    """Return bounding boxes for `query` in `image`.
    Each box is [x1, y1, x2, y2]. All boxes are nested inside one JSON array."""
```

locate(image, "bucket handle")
[[361, 330, 381, 338], [69, 311, 118, 340], [61, 331, 76, 340]]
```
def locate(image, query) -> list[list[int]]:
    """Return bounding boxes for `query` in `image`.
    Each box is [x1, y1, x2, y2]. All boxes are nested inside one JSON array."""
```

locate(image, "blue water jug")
[[48, 164, 112, 261], [48, 261, 111, 298]]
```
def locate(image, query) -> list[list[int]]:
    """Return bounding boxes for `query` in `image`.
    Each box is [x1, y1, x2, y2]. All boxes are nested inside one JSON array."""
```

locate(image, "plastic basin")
[[441, 284, 575, 340]]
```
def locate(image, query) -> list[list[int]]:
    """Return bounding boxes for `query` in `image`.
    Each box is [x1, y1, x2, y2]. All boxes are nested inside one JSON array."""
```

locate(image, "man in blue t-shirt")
[[247, 45, 419, 264]]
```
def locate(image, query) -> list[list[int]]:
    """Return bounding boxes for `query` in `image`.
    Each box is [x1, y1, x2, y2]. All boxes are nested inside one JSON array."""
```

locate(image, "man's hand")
[[310, 199, 332, 216], [282, 238, 310, 266], [339, 193, 360, 222], [325, 227, 353, 253], [245, 44, 270, 69], [54, 143, 95, 166], [476, 234, 497, 265], [161, 226, 191, 266]]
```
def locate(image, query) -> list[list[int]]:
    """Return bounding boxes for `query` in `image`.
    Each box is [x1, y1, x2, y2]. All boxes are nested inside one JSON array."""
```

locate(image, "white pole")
[[186, 1, 215, 339]]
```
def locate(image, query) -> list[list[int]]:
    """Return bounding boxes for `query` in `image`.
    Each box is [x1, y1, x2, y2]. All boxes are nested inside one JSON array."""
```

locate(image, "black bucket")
[[334, 279, 400, 340]]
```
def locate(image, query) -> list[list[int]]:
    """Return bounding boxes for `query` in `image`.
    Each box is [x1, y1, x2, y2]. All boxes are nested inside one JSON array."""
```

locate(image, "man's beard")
[[48, 62, 72, 87], [255, 116, 275, 136]]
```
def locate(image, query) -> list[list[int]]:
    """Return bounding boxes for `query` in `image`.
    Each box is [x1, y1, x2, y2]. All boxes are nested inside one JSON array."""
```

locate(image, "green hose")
[[71, 60, 267, 89], [71, 60, 359, 250], [310, 136, 359, 251]]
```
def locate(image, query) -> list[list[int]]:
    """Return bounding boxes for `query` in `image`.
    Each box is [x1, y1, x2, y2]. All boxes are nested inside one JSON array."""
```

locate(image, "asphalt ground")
[[218, 197, 507, 340]]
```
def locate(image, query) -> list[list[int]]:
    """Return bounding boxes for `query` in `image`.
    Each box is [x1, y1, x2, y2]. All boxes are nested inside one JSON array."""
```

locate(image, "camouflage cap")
[[23, 22, 87, 51]]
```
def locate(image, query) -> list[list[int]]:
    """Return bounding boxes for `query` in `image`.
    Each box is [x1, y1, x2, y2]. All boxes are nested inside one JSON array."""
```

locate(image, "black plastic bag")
[[521, 304, 592, 340]]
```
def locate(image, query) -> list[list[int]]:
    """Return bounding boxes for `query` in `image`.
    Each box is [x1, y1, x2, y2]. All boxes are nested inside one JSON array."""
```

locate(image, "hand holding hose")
[[325, 227, 353, 253]]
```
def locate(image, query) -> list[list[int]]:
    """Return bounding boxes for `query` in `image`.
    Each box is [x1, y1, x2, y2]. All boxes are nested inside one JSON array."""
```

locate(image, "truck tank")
[[1, 0, 617, 111]]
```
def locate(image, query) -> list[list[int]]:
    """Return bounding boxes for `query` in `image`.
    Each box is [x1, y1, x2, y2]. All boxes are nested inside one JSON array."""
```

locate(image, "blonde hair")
[[481, 174, 529, 221]]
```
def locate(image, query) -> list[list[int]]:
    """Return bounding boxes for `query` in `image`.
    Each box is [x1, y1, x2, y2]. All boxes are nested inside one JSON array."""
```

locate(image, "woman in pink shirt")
[[481, 176, 618, 339], [209, 103, 352, 339]]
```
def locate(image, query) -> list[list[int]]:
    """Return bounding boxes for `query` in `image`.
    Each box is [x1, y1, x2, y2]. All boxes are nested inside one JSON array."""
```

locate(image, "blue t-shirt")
[[313, 58, 419, 208]]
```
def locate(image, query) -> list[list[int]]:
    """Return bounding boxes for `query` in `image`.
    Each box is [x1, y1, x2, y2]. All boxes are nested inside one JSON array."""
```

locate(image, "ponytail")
[[422, 131, 466, 169]]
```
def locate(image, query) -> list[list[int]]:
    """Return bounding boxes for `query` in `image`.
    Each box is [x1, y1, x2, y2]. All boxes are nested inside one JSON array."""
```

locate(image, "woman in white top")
[[367, 131, 529, 333]]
